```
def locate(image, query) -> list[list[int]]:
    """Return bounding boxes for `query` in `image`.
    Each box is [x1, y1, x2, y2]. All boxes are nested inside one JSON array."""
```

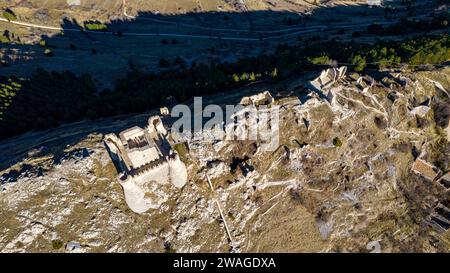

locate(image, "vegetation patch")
[[44, 48, 53, 57], [0, 79, 21, 121], [2, 9, 17, 21], [51, 239, 64, 250], [84, 21, 108, 31], [333, 137, 343, 147], [173, 143, 189, 164]]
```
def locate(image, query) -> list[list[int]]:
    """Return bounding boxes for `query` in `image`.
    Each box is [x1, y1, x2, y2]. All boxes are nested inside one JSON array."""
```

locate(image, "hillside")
[[0, 1, 355, 22], [0, 0, 445, 87], [0, 0, 449, 255], [0, 67, 449, 252]]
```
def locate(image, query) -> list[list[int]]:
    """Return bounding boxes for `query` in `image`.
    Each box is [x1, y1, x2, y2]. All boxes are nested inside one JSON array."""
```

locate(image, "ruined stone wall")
[[132, 161, 170, 186]]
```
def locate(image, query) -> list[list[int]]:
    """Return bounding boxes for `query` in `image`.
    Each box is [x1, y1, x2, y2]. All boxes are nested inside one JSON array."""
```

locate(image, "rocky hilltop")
[[0, 67, 449, 252]]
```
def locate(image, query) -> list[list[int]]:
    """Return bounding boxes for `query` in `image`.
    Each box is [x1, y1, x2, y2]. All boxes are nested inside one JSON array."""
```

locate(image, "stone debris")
[[66, 241, 82, 252], [410, 106, 430, 118], [366, 240, 381, 253], [356, 75, 375, 90], [160, 107, 170, 116], [66, 0, 81, 6]]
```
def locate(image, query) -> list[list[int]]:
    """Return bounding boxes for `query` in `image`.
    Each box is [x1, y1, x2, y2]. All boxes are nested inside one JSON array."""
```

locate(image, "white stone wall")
[[168, 157, 188, 188], [132, 162, 170, 186]]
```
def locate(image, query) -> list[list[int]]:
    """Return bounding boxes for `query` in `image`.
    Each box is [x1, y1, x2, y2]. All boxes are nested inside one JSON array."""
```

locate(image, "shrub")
[[51, 240, 64, 250], [164, 242, 176, 253], [0, 33, 10, 43], [173, 143, 189, 163], [351, 55, 366, 72], [84, 21, 107, 31], [308, 55, 332, 65], [44, 48, 53, 57], [270, 67, 278, 78], [0, 79, 21, 121], [333, 137, 343, 147], [2, 9, 17, 21]]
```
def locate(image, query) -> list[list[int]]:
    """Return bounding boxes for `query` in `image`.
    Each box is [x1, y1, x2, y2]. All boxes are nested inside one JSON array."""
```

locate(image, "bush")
[[51, 240, 64, 250], [0, 79, 21, 121], [173, 143, 189, 163], [0, 33, 10, 43], [84, 21, 107, 31], [351, 55, 366, 72], [44, 48, 53, 57], [333, 137, 343, 147], [308, 55, 332, 65], [2, 9, 17, 21]]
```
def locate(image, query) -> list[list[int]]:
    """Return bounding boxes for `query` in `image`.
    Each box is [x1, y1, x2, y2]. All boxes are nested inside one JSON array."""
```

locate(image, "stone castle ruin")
[[104, 116, 187, 213], [239, 91, 274, 106], [309, 66, 347, 92]]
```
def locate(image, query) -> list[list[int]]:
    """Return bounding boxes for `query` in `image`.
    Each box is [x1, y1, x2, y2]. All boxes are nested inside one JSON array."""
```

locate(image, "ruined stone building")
[[309, 66, 347, 92], [411, 158, 440, 182], [411, 158, 450, 232], [104, 116, 187, 213], [239, 91, 274, 106]]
